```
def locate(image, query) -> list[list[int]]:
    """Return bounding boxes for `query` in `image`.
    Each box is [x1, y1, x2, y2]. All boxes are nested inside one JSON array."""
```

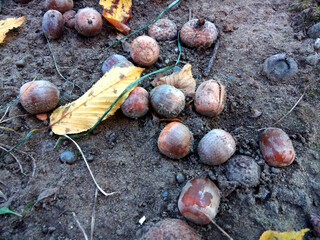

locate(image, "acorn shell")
[[194, 80, 225, 117], [130, 36, 160, 67], [259, 128, 295, 167], [178, 177, 220, 225], [19, 80, 60, 114], [198, 129, 236, 166], [180, 19, 218, 48], [148, 18, 177, 41], [121, 87, 149, 119], [157, 122, 194, 159], [150, 85, 185, 118]]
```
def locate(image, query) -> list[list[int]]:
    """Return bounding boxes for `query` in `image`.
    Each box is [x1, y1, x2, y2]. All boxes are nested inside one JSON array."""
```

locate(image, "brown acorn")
[[101, 54, 133, 75], [194, 80, 226, 117], [121, 87, 149, 119], [63, 10, 76, 29], [75, 8, 102, 37], [180, 18, 218, 49], [148, 18, 177, 41], [42, 10, 65, 40], [157, 122, 193, 159], [19, 80, 60, 114], [45, 0, 73, 13], [130, 36, 160, 67]]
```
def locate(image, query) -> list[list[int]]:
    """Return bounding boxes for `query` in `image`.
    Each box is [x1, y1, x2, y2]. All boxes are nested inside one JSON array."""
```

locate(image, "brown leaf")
[[152, 64, 196, 97]]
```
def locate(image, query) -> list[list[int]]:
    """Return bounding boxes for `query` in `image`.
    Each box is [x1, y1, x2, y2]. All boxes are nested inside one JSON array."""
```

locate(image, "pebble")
[[305, 54, 320, 66], [308, 22, 320, 39], [176, 173, 185, 183], [314, 38, 320, 50], [59, 151, 76, 164]]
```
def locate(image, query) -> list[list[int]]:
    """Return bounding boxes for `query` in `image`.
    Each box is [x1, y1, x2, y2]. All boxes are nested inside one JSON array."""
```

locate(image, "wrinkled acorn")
[[148, 18, 177, 41], [180, 18, 218, 48], [75, 8, 102, 37], [141, 218, 201, 240], [42, 10, 65, 40], [178, 177, 220, 225], [45, 0, 73, 13], [150, 85, 185, 118], [63, 10, 76, 29], [198, 129, 236, 166], [121, 87, 149, 119], [101, 54, 133, 75], [194, 80, 226, 117], [157, 122, 193, 159], [19, 80, 60, 114], [259, 128, 295, 167], [130, 36, 160, 66]]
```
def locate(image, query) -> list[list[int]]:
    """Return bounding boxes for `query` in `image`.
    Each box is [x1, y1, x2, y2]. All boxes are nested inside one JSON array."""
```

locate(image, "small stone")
[[176, 173, 185, 183], [308, 22, 320, 39], [15, 59, 25, 68], [305, 54, 320, 66], [314, 38, 320, 50], [42, 225, 48, 234], [48, 227, 56, 234], [223, 24, 234, 32], [59, 150, 76, 164]]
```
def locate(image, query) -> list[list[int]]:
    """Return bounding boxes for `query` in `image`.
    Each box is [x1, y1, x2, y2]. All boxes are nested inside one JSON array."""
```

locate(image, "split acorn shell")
[[157, 122, 194, 159], [198, 129, 236, 166], [178, 177, 220, 225], [259, 128, 295, 167]]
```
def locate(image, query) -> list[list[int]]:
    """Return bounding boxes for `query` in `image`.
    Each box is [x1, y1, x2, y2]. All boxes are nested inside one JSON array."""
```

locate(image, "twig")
[[0, 107, 10, 123], [0, 114, 29, 124], [64, 135, 117, 197], [210, 220, 234, 240], [203, 37, 220, 77], [0, 145, 26, 176], [90, 188, 98, 240], [72, 212, 89, 240], [273, 91, 305, 126]]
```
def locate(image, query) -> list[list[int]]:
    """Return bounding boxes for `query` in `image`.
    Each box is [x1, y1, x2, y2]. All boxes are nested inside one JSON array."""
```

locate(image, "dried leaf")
[[259, 229, 309, 240], [50, 65, 144, 135], [151, 64, 196, 97], [100, 0, 132, 34], [0, 16, 26, 44], [36, 188, 58, 204]]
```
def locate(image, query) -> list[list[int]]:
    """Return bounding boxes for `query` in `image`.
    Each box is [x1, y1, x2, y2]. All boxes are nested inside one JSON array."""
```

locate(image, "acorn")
[[194, 80, 226, 117], [42, 10, 65, 40], [75, 8, 102, 37], [19, 80, 60, 114], [141, 218, 201, 240], [259, 128, 295, 167], [157, 122, 193, 159], [45, 0, 73, 13], [130, 36, 160, 67], [310, 214, 320, 237], [180, 18, 218, 49], [121, 87, 149, 119], [148, 18, 177, 41], [63, 10, 76, 29], [178, 177, 220, 225], [225, 155, 261, 187], [150, 85, 185, 118], [198, 129, 236, 166], [101, 54, 133, 75]]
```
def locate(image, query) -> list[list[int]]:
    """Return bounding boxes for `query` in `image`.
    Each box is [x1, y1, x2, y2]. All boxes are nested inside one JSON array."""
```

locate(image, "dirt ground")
[[0, 0, 320, 239]]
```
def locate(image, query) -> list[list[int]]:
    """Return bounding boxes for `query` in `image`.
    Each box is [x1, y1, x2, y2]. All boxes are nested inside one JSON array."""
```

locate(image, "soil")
[[0, 0, 320, 239]]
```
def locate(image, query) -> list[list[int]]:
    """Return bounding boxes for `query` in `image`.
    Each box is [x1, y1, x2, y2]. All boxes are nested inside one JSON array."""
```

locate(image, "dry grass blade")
[[0, 145, 26, 176], [90, 188, 98, 240], [64, 135, 117, 197], [72, 212, 89, 240], [210, 219, 234, 240]]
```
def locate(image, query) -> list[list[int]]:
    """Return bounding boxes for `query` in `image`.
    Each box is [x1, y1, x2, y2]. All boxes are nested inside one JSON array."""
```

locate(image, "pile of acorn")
[[17, 1, 300, 238]]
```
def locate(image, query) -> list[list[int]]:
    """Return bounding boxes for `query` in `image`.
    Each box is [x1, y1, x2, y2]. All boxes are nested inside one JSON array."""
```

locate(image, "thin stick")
[[0, 114, 29, 124], [210, 220, 234, 240], [273, 91, 305, 126], [90, 188, 98, 240], [64, 135, 117, 197], [0, 107, 10, 122], [72, 212, 89, 240], [203, 37, 220, 77], [0, 145, 26, 176]]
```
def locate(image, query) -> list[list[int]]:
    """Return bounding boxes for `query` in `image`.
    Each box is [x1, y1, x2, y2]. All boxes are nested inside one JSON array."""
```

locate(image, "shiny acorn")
[[150, 85, 185, 118], [19, 80, 60, 114], [75, 8, 102, 37], [101, 54, 133, 75], [130, 36, 160, 67], [148, 18, 177, 41], [121, 87, 149, 119], [198, 129, 236, 166], [178, 177, 220, 225], [259, 128, 295, 167], [45, 0, 73, 13], [194, 80, 226, 117], [42, 9, 65, 40], [157, 122, 193, 159]]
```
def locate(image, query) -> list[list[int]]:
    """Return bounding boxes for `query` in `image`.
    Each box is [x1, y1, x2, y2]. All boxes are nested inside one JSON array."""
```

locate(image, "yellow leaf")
[[100, 0, 132, 34], [49, 65, 144, 135], [0, 16, 26, 44], [259, 229, 309, 240]]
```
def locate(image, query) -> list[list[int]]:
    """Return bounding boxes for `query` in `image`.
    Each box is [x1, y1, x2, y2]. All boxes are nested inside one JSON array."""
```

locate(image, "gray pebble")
[[308, 22, 320, 39], [305, 54, 320, 66], [176, 173, 185, 183], [314, 38, 320, 50], [263, 53, 298, 81], [59, 151, 76, 164], [271, 167, 281, 174]]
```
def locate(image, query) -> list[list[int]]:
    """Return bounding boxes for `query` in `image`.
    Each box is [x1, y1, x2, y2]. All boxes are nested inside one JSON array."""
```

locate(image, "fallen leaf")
[[0, 16, 26, 44], [50, 65, 144, 135], [100, 0, 132, 34], [36, 188, 58, 204], [151, 64, 196, 97], [259, 229, 309, 240]]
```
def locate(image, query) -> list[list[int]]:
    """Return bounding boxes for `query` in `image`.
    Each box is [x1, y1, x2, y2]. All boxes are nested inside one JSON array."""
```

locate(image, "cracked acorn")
[[148, 18, 177, 41]]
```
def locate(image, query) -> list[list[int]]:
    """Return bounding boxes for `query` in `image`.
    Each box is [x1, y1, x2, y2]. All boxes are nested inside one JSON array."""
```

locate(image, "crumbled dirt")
[[0, 0, 320, 239]]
